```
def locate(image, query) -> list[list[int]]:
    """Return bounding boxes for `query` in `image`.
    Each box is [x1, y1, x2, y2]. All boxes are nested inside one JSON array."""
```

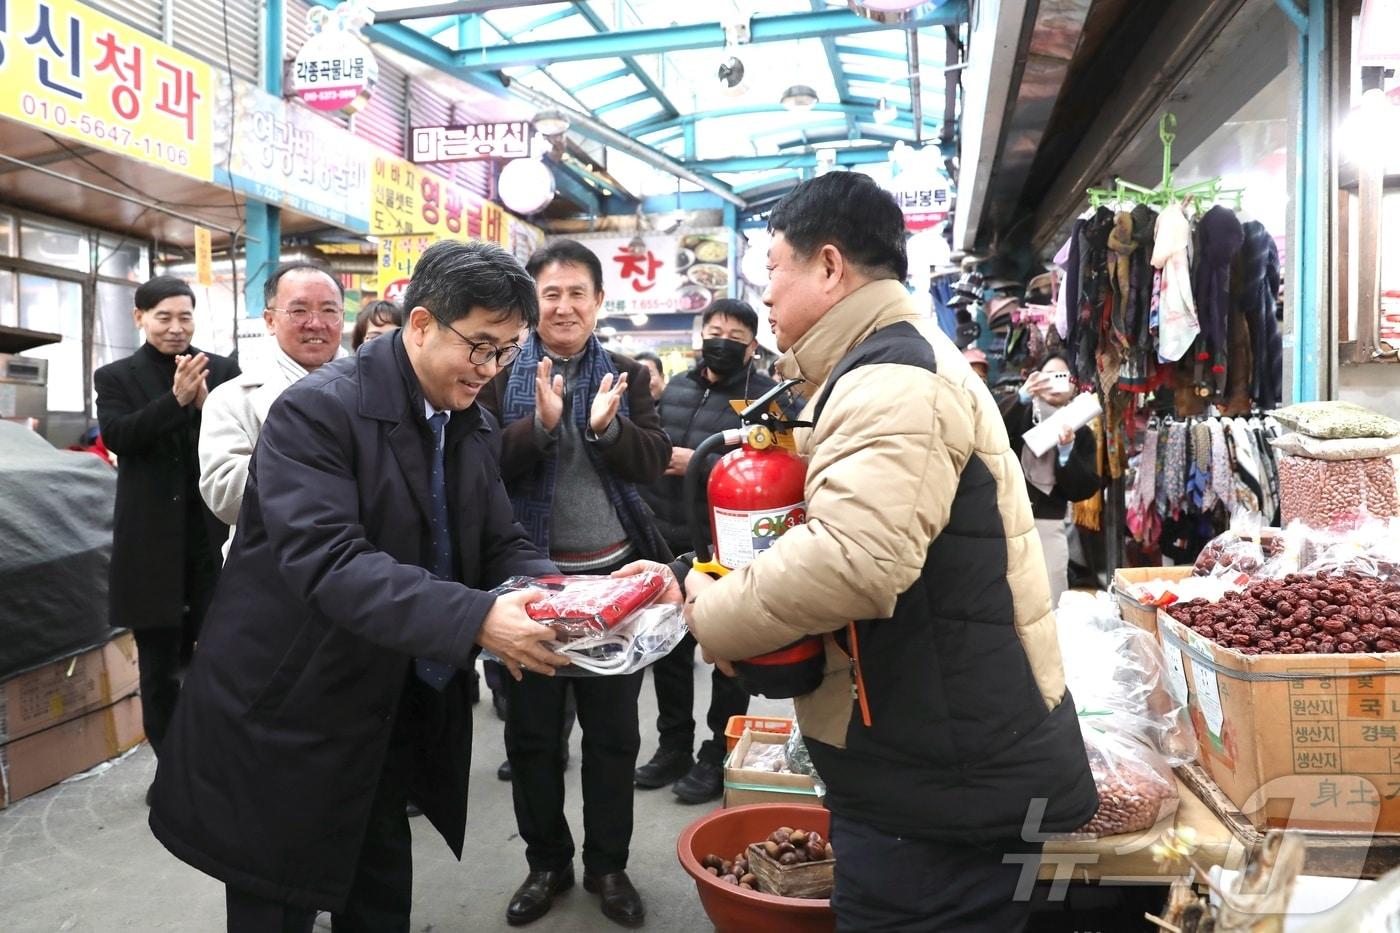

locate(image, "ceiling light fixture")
[[873, 97, 898, 125], [531, 107, 570, 137], [780, 84, 819, 110]]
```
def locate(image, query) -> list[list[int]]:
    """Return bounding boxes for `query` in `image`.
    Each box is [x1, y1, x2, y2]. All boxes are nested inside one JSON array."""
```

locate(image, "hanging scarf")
[[501, 332, 667, 559], [1107, 211, 1136, 348], [1162, 421, 1189, 515], [1073, 417, 1104, 532], [1152, 203, 1199, 362], [1207, 417, 1235, 511], [1189, 420, 1215, 511]]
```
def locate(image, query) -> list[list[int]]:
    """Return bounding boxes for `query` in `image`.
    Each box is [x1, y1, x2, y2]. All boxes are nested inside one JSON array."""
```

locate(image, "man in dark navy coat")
[[149, 241, 567, 932]]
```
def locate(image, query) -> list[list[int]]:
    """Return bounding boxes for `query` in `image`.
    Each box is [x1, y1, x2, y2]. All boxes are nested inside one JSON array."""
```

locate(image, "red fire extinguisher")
[[686, 380, 825, 699]]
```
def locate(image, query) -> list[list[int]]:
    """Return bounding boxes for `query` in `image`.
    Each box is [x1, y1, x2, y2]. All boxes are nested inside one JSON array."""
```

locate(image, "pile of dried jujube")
[[1166, 572, 1400, 654], [1193, 534, 1285, 577]]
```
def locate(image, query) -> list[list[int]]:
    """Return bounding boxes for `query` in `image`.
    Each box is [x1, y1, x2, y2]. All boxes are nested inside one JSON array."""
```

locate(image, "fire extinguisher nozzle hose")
[[686, 429, 742, 565]]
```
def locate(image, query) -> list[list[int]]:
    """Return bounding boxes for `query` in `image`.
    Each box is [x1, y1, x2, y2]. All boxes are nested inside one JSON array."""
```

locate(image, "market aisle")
[[0, 659, 783, 932]]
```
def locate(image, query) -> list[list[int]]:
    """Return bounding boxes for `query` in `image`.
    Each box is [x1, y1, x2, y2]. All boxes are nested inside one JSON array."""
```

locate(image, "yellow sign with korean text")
[[377, 234, 435, 303], [0, 0, 214, 181], [194, 226, 213, 285], [370, 154, 518, 248]]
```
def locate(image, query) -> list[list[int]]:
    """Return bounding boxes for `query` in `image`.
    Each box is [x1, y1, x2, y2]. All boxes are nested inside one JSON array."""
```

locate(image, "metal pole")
[[907, 29, 923, 146], [245, 0, 285, 318]]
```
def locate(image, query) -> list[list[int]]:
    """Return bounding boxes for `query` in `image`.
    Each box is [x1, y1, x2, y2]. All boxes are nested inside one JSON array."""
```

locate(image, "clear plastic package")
[[482, 572, 687, 676], [1073, 727, 1180, 837], [1056, 591, 1197, 765]]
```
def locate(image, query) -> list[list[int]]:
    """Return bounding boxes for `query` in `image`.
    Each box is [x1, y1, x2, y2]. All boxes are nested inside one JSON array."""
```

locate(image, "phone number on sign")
[[21, 94, 192, 169]]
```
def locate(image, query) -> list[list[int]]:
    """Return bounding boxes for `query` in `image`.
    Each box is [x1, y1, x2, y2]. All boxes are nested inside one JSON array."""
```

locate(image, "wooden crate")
[[1177, 761, 1400, 880], [746, 842, 834, 899]]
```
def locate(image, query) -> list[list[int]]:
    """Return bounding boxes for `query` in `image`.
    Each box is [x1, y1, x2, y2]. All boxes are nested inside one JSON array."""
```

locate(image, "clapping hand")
[[172, 353, 209, 408], [590, 372, 628, 435], [535, 357, 565, 431]]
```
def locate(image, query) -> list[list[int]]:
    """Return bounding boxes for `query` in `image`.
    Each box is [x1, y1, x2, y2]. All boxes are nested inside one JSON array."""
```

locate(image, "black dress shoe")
[[583, 870, 645, 927], [506, 866, 574, 926], [498, 759, 513, 782], [634, 747, 693, 788], [672, 759, 724, 804]]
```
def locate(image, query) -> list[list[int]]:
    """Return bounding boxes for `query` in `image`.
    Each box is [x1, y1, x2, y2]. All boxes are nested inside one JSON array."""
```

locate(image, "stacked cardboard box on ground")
[[723, 730, 823, 809], [0, 631, 144, 808]]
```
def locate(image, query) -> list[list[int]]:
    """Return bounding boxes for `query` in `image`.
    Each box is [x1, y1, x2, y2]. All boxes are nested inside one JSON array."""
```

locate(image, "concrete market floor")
[[0, 659, 790, 932]]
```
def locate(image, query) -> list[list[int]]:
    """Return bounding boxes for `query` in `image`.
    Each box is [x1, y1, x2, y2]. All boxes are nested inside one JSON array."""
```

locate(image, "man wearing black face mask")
[[636, 299, 788, 803]]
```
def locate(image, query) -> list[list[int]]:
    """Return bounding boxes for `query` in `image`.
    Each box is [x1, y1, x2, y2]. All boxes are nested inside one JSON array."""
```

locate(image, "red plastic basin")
[[676, 803, 835, 933]]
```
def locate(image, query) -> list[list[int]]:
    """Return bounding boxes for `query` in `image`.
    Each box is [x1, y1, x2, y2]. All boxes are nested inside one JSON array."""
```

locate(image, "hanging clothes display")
[[1125, 414, 1282, 552]]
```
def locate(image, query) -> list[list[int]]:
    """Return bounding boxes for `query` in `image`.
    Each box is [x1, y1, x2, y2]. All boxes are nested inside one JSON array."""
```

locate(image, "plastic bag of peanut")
[[1070, 728, 1179, 838], [1277, 454, 1399, 530]]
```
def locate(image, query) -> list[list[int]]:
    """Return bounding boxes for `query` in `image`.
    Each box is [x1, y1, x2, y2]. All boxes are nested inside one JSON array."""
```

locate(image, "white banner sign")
[[411, 122, 533, 163]]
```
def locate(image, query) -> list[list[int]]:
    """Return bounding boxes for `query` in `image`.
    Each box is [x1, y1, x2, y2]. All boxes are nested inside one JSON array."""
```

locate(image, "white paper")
[[1022, 392, 1103, 456]]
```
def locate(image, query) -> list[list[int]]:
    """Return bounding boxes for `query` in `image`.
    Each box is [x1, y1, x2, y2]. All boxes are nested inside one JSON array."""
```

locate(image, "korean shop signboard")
[[291, 2, 377, 115], [0, 0, 215, 180], [215, 78, 372, 233], [410, 122, 533, 163]]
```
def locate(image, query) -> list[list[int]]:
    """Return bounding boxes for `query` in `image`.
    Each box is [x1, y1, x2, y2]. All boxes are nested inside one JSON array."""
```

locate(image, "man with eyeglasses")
[[149, 240, 567, 933], [198, 261, 347, 558], [477, 239, 671, 928]]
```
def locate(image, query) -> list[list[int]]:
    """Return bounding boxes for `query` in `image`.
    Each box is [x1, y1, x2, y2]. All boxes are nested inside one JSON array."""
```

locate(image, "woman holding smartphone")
[[1000, 351, 1101, 603]]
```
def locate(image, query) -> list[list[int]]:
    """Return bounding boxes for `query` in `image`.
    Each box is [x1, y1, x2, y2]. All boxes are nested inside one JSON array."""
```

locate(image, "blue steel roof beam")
[[422, 15, 463, 38], [451, 5, 967, 70], [569, 1, 679, 121], [573, 66, 631, 92], [627, 102, 935, 137], [500, 6, 578, 41], [593, 89, 653, 116], [833, 43, 929, 64], [810, 0, 855, 137], [684, 149, 894, 174]]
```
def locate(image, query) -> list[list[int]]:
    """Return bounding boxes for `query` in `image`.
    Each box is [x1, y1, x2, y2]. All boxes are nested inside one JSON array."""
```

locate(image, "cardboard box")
[[723, 730, 823, 809], [0, 692, 144, 808], [1112, 566, 1194, 636], [1159, 610, 1400, 834], [0, 631, 140, 744]]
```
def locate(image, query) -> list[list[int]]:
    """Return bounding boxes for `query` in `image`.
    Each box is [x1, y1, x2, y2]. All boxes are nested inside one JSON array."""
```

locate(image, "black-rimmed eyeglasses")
[[428, 310, 522, 367]]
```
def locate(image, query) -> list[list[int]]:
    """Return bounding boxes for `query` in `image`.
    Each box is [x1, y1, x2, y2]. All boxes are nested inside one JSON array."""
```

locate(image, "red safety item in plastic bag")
[[523, 573, 666, 640]]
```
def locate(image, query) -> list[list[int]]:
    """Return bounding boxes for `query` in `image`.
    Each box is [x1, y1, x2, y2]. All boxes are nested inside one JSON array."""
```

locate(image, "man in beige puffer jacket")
[[682, 173, 1097, 932]]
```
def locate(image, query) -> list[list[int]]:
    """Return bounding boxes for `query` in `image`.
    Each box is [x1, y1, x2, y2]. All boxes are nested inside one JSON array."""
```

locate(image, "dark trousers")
[[829, 813, 1042, 933], [225, 695, 417, 933], [505, 668, 644, 875], [133, 619, 196, 756], [652, 633, 750, 765]]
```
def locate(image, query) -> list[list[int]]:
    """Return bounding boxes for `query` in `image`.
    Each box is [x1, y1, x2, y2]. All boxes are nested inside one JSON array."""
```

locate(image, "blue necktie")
[[415, 412, 456, 690]]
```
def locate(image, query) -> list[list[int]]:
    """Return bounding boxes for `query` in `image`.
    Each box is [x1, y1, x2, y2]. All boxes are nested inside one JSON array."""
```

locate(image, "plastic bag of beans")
[[1277, 454, 1400, 530], [1272, 400, 1400, 440], [1071, 728, 1179, 838]]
